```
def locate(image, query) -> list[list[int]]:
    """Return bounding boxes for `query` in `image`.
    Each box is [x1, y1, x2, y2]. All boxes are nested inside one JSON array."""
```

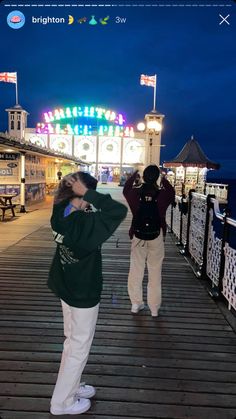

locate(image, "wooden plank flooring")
[[0, 191, 236, 418]]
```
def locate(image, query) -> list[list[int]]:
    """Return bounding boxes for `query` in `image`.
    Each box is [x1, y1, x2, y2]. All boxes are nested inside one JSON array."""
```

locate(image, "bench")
[[0, 204, 16, 221]]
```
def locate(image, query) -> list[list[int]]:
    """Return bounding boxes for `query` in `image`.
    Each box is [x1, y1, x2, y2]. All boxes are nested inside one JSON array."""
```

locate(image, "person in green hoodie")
[[48, 171, 127, 416]]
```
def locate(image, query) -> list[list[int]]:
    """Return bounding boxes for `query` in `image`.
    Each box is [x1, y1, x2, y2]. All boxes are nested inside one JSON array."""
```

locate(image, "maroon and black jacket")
[[123, 171, 175, 239]]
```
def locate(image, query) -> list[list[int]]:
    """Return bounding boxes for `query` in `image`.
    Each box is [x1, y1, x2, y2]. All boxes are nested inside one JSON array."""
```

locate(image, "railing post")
[[198, 194, 215, 279], [218, 210, 230, 293], [176, 196, 183, 246], [181, 189, 194, 256], [178, 194, 188, 247]]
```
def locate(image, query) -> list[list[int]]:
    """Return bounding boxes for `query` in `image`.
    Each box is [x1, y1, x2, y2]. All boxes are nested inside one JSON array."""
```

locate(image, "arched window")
[[17, 113, 21, 130]]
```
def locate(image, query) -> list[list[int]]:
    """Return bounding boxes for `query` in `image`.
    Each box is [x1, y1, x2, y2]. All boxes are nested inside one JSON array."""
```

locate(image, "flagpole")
[[153, 74, 157, 111], [15, 72, 18, 105]]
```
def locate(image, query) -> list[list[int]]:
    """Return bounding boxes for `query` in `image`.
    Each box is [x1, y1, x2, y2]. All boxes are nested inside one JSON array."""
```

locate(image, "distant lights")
[[147, 120, 162, 132], [137, 122, 145, 132], [137, 120, 162, 132]]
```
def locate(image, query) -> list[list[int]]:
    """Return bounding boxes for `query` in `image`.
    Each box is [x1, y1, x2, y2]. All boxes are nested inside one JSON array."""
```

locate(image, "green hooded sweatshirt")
[[47, 189, 127, 308]]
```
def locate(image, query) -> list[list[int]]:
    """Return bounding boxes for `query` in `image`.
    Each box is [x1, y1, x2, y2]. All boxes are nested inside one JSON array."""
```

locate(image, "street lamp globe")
[[147, 120, 162, 132], [137, 122, 146, 132]]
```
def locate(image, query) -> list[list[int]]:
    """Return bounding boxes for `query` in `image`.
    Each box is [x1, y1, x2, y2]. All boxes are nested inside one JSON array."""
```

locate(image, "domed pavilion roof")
[[164, 136, 220, 169]]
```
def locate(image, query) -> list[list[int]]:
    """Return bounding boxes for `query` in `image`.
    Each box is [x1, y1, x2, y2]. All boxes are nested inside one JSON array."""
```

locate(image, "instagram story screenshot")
[[0, 0, 236, 418], [0, 1, 236, 202]]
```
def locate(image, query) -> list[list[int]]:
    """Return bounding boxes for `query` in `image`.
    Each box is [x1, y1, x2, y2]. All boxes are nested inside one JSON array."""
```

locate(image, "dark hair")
[[54, 171, 97, 204], [143, 165, 160, 185]]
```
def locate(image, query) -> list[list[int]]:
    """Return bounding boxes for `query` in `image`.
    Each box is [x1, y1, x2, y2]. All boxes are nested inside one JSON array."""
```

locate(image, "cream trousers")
[[128, 231, 165, 313], [51, 300, 99, 410]]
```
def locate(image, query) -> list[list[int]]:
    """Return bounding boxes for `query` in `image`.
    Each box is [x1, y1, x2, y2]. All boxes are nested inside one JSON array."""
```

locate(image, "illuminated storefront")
[[24, 105, 146, 181], [0, 103, 147, 206], [0, 134, 86, 207]]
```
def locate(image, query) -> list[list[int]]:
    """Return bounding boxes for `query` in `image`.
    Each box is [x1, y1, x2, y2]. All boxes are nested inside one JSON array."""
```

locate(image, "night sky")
[[0, 1, 235, 177]]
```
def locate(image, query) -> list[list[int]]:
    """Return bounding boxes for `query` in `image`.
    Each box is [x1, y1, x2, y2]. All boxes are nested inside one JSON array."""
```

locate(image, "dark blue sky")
[[0, 1, 235, 177]]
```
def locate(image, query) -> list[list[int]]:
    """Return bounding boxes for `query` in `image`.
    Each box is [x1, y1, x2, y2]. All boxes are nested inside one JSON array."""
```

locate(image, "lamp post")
[[137, 111, 165, 166]]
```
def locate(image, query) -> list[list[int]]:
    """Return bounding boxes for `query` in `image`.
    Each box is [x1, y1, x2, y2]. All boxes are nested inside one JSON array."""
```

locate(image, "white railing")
[[189, 193, 207, 266], [210, 198, 236, 311], [166, 205, 172, 229], [206, 208, 222, 287], [167, 193, 236, 311], [205, 182, 228, 202], [172, 196, 181, 239]]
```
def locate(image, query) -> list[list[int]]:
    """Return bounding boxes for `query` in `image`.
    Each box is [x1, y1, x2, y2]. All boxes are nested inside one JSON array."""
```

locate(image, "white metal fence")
[[167, 192, 236, 311]]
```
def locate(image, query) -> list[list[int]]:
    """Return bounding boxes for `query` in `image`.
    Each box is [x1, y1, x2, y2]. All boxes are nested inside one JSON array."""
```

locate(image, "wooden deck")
[[0, 193, 236, 419]]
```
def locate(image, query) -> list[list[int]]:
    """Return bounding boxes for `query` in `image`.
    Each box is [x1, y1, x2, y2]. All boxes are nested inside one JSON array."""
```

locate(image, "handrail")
[[210, 198, 224, 221], [226, 217, 236, 228], [206, 182, 228, 188], [192, 192, 206, 200], [167, 191, 236, 311], [210, 197, 236, 227]]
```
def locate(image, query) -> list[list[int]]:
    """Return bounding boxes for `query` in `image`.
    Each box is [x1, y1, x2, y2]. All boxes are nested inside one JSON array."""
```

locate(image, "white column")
[[119, 136, 124, 178], [54, 163, 59, 181], [95, 135, 99, 179], [72, 135, 75, 157], [20, 152, 26, 213]]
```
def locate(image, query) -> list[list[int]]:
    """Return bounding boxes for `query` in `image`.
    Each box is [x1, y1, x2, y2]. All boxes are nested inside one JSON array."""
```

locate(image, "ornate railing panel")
[[206, 209, 222, 287], [223, 243, 236, 311], [172, 196, 181, 239], [182, 213, 188, 246], [188, 193, 207, 266], [166, 205, 172, 229], [166, 191, 236, 311]]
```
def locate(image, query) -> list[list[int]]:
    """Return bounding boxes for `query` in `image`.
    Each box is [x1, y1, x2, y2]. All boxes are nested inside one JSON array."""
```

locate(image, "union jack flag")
[[140, 74, 156, 88], [0, 72, 17, 84]]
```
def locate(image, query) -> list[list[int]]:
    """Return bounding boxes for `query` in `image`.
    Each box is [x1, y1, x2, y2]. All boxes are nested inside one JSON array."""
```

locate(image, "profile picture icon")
[[7, 11, 25, 29]]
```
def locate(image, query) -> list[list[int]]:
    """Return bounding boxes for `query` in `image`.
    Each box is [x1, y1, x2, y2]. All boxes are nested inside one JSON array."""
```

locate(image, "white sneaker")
[[151, 311, 159, 317], [77, 383, 96, 398], [50, 399, 91, 415], [131, 303, 145, 314]]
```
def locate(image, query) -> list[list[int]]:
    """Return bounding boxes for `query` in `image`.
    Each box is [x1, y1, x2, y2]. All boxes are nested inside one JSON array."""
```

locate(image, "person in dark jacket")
[[123, 165, 175, 317], [48, 171, 127, 416]]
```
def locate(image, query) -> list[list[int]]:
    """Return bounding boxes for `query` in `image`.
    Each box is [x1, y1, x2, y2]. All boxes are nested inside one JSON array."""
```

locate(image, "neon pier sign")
[[36, 123, 134, 137], [36, 105, 134, 137], [43, 106, 125, 125]]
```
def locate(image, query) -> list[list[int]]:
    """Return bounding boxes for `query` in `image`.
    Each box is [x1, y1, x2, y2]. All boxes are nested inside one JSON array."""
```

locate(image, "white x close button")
[[219, 14, 230, 25]]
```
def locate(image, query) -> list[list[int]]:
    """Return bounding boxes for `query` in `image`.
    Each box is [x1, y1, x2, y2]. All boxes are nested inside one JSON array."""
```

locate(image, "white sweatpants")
[[51, 300, 99, 410], [128, 231, 165, 314]]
